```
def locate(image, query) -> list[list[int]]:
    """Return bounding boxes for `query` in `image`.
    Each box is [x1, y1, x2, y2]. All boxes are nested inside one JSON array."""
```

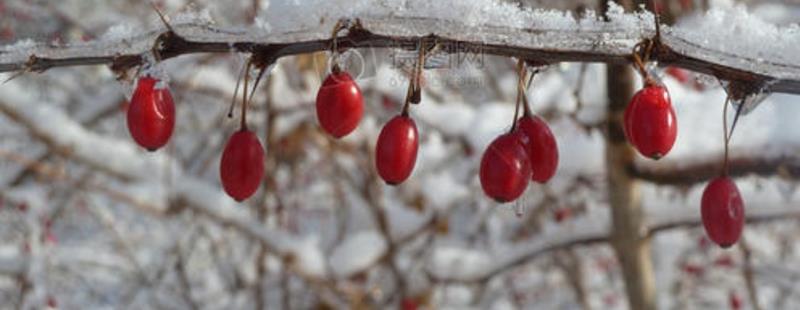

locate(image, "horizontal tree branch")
[[1, 14, 798, 95], [428, 202, 800, 283], [631, 151, 800, 186]]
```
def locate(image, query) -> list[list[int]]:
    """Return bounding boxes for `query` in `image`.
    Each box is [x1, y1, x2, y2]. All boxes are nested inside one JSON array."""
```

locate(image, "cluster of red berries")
[[623, 58, 744, 248], [126, 40, 745, 248], [478, 62, 559, 203], [126, 73, 264, 202], [479, 114, 559, 203], [317, 63, 419, 185]]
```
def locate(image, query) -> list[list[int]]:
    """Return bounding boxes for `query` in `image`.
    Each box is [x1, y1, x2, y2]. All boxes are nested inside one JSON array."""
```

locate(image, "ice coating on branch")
[[672, 4, 800, 66]]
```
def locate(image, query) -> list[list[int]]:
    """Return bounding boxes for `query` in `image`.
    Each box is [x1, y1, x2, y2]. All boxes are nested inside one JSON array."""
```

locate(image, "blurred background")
[[1, 0, 800, 309]]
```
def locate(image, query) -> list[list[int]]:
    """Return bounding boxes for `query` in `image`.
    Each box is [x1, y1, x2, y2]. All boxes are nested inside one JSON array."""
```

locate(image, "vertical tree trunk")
[[602, 1, 657, 309]]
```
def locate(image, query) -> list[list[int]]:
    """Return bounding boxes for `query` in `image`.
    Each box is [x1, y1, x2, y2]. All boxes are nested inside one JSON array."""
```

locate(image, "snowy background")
[[1, 0, 800, 309]]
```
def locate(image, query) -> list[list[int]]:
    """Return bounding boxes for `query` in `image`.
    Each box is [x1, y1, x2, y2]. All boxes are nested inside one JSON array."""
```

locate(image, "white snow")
[[330, 231, 387, 278]]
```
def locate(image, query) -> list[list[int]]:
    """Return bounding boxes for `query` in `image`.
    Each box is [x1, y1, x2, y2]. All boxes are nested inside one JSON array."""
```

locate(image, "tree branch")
[[1, 14, 798, 94], [428, 202, 800, 283], [631, 151, 800, 185]]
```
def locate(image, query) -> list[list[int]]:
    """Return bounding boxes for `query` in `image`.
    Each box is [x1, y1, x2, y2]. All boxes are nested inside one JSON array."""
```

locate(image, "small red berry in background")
[[47, 296, 57, 308], [665, 67, 690, 84], [681, 263, 704, 277], [701, 176, 745, 248], [127, 77, 175, 151], [516, 115, 558, 183], [553, 208, 571, 223], [315, 69, 364, 138], [220, 130, 265, 202], [729, 291, 742, 310], [479, 132, 531, 203], [624, 83, 677, 159], [0, 27, 13, 41], [401, 298, 419, 310], [714, 254, 735, 268], [375, 115, 419, 185]]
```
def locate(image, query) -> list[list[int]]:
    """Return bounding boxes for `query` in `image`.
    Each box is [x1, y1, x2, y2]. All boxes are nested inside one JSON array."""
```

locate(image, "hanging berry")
[[376, 115, 418, 184], [316, 70, 364, 138], [701, 94, 746, 248], [701, 176, 744, 248], [220, 59, 266, 202], [624, 83, 677, 159], [514, 63, 559, 183], [480, 132, 531, 203], [624, 42, 678, 160], [127, 76, 175, 151], [480, 60, 535, 202], [220, 129, 265, 201], [375, 42, 427, 185], [316, 21, 364, 138]]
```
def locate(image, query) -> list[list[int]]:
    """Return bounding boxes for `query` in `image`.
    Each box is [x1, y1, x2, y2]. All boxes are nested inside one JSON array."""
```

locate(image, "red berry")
[[220, 130, 265, 201], [665, 67, 690, 84], [401, 298, 419, 310], [316, 71, 364, 138], [127, 77, 175, 151], [701, 177, 745, 248], [479, 132, 531, 203], [729, 291, 742, 310], [624, 84, 677, 159], [375, 115, 419, 185], [516, 115, 558, 183], [681, 263, 704, 277], [553, 208, 572, 223], [714, 255, 735, 268]]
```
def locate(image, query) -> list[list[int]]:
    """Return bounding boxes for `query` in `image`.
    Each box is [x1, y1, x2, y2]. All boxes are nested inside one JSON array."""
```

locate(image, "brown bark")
[[603, 1, 657, 309]]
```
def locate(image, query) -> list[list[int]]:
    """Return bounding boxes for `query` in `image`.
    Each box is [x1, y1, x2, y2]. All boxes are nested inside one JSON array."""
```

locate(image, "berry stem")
[[228, 60, 248, 118], [631, 46, 653, 85], [722, 96, 746, 175], [329, 20, 346, 71], [649, 0, 661, 43], [240, 59, 252, 131], [522, 66, 539, 117], [722, 96, 730, 175], [511, 59, 526, 131], [402, 40, 427, 116]]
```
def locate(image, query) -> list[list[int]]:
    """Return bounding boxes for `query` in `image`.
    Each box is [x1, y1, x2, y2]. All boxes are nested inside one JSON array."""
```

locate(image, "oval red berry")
[[624, 85, 677, 160], [316, 71, 364, 138], [701, 176, 745, 248], [127, 77, 176, 151], [479, 132, 531, 203], [516, 115, 559, 183], [220, 130, 265, 202], [376, 115, 419, 185]]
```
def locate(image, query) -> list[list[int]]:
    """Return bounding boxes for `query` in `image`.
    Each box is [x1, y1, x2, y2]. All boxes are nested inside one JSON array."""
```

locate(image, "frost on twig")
[[1, 3, 799, 94]]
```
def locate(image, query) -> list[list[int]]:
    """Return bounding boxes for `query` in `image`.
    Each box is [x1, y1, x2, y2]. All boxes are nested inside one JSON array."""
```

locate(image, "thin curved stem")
[[240, 59, 252, 130], [228, 60, 247, 118], [511, 59, 526, 131], [722, 96, 730, 175]]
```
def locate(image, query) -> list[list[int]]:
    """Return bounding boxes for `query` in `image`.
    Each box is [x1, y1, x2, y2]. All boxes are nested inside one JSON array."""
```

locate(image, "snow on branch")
[[1, 4, 799, 95]]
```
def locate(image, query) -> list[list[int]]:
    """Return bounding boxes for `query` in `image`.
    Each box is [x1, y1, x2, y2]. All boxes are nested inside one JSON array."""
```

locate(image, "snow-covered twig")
[[1, 9, 799, 94]]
